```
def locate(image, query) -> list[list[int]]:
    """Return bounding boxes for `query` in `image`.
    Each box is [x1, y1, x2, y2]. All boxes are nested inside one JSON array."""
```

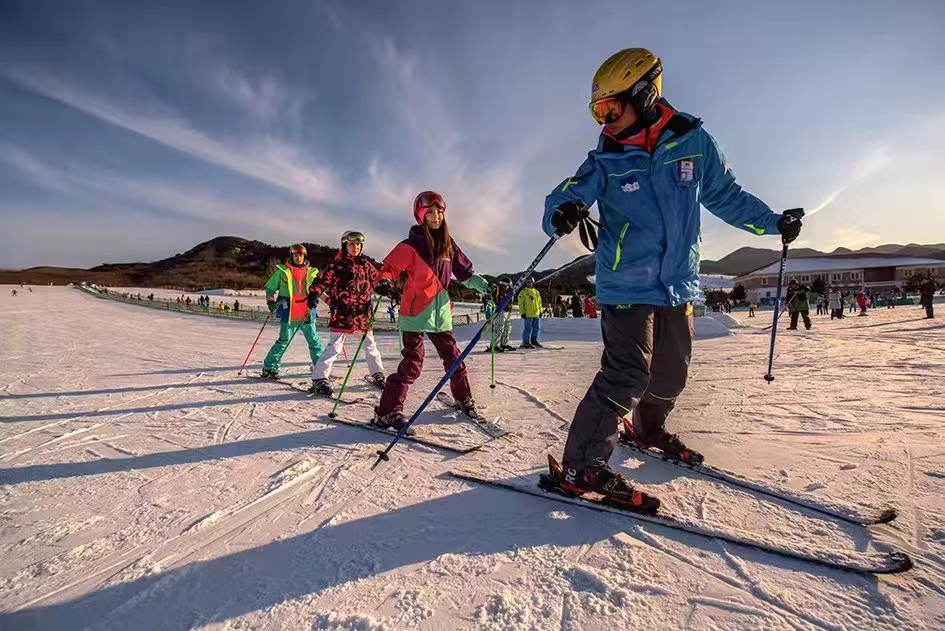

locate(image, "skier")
[[371, 191, 491, 430], [10, 289, 16, 297], [570, 291, 584, 318], [307, 231, 385, 396], [518, 277, 543, 348], [920, 274, 936, 319], [584, 295, 598, 318], [828, 288, 842, 319], [259, 244, 324, 380], [540, 47, 803, 511], [490, 277, 515, 352], [786, 280, 812, 330]]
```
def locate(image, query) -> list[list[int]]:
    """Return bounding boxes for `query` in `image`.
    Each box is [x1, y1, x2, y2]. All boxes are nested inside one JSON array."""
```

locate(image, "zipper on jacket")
[[611, 222, 631, 271]]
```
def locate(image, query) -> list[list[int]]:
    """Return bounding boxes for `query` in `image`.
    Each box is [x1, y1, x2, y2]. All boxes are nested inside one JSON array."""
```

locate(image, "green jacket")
[[518, 287, 543, 318], [786, 286, 810, 313], [264, 262, 319, 323]]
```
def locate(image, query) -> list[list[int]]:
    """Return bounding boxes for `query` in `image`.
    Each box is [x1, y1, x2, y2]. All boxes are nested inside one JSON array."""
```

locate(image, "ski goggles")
[[342, 231, 365, 244], [415, 191, 446, 212], [589, 97, 625, 125]]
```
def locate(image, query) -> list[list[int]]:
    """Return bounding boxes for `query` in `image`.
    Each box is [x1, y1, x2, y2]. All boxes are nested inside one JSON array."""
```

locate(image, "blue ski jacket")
[[543, 108, 782, 306]]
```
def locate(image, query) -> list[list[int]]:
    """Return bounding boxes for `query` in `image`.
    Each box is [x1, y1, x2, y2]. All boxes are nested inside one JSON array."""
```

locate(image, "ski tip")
[[872, 508, 898, 525], [884, 551, 914, 574]]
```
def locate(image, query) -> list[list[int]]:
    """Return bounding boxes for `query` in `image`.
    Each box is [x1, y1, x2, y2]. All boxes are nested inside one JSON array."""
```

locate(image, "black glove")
[[267, 300, 279, 313], [374, 279, 395, 297], [777, 209, 804, 244], [306, 292, 319, 310], [551, 201, 589, 236]]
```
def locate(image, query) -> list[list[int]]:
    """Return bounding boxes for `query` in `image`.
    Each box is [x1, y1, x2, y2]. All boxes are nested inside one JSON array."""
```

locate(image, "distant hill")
[[700, 243, 945, 277], [0, 236, 378, 290]]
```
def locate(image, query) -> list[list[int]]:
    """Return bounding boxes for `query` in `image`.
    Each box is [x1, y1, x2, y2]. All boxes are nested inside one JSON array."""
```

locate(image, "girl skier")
[[371, 191, 490, 430], [307, 231, 384, 395]]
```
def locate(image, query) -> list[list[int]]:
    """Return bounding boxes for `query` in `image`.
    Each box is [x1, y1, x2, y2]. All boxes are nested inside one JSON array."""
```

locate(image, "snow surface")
[[2, 287, 944, 630]]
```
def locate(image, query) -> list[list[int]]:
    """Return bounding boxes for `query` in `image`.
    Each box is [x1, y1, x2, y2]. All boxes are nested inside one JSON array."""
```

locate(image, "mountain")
[[0, 236, 378, 290]]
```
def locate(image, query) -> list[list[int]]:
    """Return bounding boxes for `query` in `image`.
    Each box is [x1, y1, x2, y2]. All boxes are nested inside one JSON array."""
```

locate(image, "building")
[[734, 256, 945, 305]]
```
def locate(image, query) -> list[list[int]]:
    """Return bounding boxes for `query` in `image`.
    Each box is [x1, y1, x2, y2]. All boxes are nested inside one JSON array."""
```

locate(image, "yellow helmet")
[[590, 48, 663, 123]]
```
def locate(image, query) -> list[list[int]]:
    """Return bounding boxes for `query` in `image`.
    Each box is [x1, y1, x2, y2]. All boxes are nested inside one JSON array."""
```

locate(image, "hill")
[[0, 237, 377, 290]]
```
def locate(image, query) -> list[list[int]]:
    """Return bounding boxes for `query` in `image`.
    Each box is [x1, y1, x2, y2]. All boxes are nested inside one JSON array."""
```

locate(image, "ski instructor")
[[541, 48, 803, 512]]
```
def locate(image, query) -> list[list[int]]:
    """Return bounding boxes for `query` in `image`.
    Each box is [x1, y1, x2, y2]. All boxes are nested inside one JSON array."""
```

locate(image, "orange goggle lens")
[[589, 97, 623, 125]]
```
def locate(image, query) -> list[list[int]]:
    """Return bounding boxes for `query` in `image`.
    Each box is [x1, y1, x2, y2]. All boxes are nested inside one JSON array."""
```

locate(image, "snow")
[[2, 286, 944, 629]]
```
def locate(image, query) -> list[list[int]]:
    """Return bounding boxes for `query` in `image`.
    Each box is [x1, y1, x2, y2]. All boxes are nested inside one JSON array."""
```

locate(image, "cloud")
[[362, 38, 530, 255], [2, 67, 338, 203]]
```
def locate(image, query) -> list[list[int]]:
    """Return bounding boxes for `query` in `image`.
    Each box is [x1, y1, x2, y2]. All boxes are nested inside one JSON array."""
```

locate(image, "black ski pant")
[[563, 304, 693, 471], [924, 300, 934, 318], [789, 310, 811, 329]]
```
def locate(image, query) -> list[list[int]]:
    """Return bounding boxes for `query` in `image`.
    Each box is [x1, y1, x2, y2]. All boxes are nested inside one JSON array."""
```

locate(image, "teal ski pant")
[[263, 320, 323, 372]]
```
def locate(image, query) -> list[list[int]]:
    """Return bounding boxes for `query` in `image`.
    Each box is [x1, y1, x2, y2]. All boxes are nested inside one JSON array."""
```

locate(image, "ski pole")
[[328, 298, 384, 419], [764, 209, 804, 382], [489, 313, 497, 389], [237, 311, 272, 375], [373, 235, 559, 468]]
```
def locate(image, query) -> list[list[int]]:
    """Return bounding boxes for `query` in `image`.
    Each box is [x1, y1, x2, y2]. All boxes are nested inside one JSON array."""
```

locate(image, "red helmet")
[[413, 190, 446, 225]]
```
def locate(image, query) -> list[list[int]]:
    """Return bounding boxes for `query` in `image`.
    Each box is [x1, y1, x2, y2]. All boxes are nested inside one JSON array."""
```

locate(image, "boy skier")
[[260, 244, 324, 380], [541, 47, 802, 512], [786, 280, 812, 330], [308, 231, 385, 395]]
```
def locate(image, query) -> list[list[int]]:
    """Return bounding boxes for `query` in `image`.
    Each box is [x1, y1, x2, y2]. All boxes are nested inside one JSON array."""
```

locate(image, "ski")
[[246, 375, 369, 406], [324, 416, 481, 455], [618, 429, 897, 526], [448, 468, 912, 575], [362, 374, 385, 389], [435, 392, 509, 439]]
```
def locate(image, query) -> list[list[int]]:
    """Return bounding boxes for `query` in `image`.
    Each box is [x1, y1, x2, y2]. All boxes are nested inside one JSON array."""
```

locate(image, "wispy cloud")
[[3, 68, 338, 203]]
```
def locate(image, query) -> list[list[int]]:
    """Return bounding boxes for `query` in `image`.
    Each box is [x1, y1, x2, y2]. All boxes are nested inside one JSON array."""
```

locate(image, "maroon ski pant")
[[377, 331, 471, 415]]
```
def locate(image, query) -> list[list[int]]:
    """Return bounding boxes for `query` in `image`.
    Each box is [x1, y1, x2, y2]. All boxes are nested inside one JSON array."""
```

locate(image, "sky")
[[1, 0, 943, 273]]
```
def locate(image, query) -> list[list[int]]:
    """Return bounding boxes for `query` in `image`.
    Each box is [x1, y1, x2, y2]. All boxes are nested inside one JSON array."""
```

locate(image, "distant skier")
[[570, 291, 583, 318], [828, 288, 842, 319], [307, 231, 384, 396], [540, 47, 803, 510], [584, 295, 598, 318], [920, 275, 936, 319], [856, 291, 869, 315], [259, 244, 324, 380], [11, 289, 17, 297], [518, 277, 543, 348], [490, 277, 515, 352], [785, 280, 812, 330], [371, 191, 490, 430]]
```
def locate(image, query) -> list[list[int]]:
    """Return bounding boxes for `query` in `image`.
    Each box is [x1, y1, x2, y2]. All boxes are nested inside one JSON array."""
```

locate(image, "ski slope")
[[1, 287, 943, 629]]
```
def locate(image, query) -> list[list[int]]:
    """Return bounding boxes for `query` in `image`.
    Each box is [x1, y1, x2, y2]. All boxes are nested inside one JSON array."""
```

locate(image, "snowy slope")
[[1, 287, 943, 630]]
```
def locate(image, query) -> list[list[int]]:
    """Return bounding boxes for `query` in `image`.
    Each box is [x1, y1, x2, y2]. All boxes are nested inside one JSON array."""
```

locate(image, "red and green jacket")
[[379, 226, 489, 333], [264, 260, 319, 323]]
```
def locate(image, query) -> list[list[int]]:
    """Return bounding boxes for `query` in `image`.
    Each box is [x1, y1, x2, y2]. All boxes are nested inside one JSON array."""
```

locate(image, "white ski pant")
[[312, 330, 384, 380], [491, 312, 512, 346]]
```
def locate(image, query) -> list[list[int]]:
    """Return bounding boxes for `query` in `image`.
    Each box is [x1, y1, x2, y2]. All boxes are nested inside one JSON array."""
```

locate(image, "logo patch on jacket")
[[678, 159, 695, 182], [620, 175, 640, 193]]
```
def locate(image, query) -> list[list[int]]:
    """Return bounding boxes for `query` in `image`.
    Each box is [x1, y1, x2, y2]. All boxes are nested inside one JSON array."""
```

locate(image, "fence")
[[73, 285, 486, 330]]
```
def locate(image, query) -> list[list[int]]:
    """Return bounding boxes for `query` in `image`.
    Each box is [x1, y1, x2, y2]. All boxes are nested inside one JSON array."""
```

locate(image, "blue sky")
[[1, 0, 943, 272]]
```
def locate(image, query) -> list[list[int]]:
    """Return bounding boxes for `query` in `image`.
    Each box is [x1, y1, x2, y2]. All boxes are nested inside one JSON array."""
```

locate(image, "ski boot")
[[368, 372, 386, 389], [308, 378, 332, 396], [519, 342, 534, 349], [500, 344, 516, 352], [530, 340, 544, 348], [457, 396, 483, 420], [542, 455, 659, 514], [621, 419, 704, 465], [372, 409, 411, 433], [259, 368, 280, 380]]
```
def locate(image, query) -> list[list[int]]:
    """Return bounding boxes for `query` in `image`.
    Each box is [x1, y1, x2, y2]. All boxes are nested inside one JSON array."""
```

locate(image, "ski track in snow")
[[0, 287, 943, 629]]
